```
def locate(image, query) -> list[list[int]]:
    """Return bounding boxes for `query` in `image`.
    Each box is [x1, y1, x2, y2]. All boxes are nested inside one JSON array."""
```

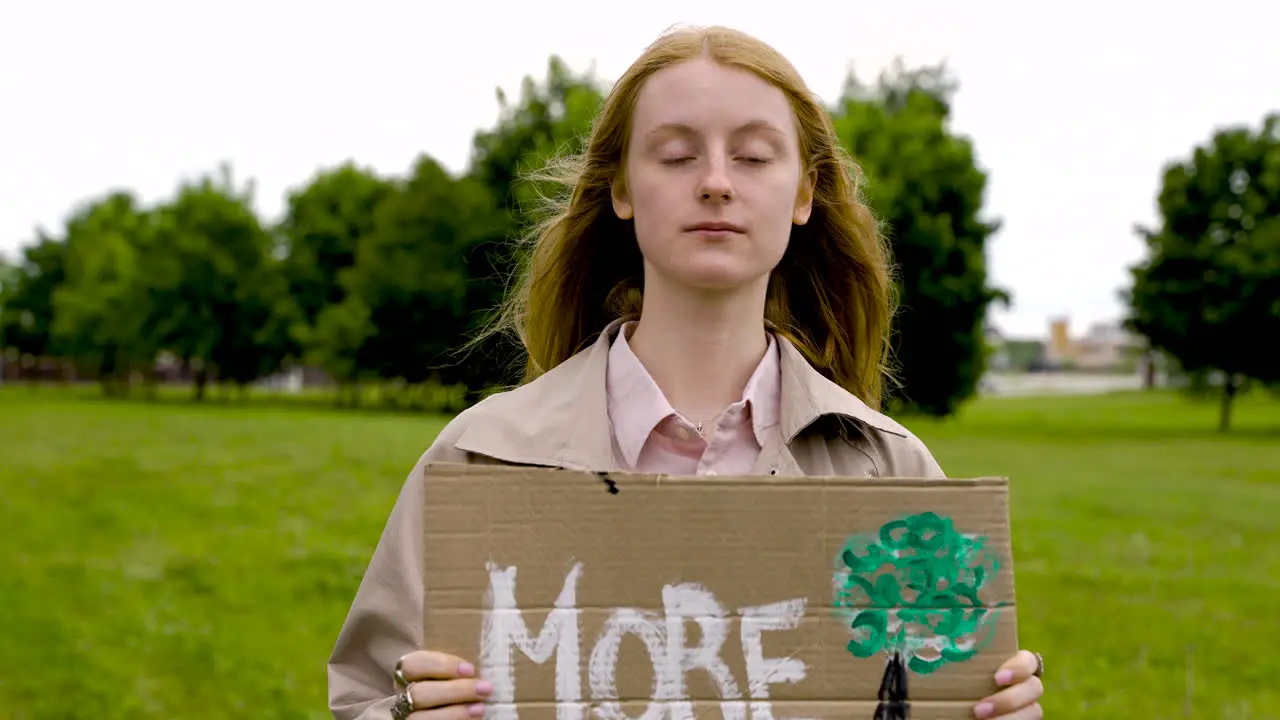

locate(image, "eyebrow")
[[645, 119, 787, 139]]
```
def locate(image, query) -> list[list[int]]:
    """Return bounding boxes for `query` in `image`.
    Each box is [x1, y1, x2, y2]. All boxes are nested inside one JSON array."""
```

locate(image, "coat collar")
[[452, 318, 908, 470]]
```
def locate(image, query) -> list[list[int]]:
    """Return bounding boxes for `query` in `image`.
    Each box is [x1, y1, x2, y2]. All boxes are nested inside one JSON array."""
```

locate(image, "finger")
[[992, 649, 1039, 686], [409, 678, 493, 710], [399, 651, 477, 682], [411, 703, 487, 720], [973, 676, 1043, 719], [986, 702, 1043, 720]]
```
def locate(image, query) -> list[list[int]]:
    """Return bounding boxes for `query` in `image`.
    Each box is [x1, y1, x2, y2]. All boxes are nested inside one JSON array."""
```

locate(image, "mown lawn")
[[1, 385, 1277, 719]]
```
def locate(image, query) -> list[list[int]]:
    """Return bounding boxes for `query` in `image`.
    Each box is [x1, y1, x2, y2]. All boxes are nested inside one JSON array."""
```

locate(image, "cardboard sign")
[[422, 463, 1018, 720]]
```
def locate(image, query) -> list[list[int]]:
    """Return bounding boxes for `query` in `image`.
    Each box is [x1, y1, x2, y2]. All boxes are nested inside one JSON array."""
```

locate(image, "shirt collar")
[[605, 321, 781, 468]]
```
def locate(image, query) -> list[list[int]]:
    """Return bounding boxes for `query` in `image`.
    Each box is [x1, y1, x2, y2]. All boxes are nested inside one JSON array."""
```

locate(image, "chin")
[[641, 241, 782, 294], [667, 260, 771, 293]]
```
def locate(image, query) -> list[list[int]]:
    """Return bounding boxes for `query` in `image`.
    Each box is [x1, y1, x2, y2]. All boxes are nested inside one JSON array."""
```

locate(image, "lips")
[[685, 221, 746, 233]]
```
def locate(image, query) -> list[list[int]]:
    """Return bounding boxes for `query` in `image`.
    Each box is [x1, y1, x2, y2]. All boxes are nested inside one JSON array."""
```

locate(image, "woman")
[[329, 25, 1045, 720]]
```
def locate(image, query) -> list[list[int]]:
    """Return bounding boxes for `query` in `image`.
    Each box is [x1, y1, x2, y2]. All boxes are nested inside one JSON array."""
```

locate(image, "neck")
[[627, 274, 770, 424]]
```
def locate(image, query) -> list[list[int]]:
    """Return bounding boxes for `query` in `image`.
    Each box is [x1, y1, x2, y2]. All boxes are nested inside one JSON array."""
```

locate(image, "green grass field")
[[1, 385, 1278, 719]]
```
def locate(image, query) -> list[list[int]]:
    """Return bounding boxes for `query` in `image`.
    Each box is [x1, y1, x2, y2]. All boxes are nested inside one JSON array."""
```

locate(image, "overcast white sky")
[[2, 1, 1277, 338]]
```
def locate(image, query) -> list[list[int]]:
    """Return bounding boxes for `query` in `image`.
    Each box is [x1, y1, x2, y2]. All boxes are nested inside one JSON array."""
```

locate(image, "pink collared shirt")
[[604, 322, 782, 476]]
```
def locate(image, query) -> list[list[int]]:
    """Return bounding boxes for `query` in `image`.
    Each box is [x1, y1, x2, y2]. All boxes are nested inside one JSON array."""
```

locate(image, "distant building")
[[1044, 317, 1146, 371], [983, 324, 1048, 373], [258, 365, 333, 393]]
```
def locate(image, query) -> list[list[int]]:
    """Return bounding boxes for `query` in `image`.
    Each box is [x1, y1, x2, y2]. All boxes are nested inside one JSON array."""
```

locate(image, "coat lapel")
[[448, 319, 910, 473], [451, 320, 623, 471]]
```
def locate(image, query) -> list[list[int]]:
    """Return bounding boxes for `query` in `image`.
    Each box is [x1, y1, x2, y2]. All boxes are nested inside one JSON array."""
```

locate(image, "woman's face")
[[613, 57, 815, 294]]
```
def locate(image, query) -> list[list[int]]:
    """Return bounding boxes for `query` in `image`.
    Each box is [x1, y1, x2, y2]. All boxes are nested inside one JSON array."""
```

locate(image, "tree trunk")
[[1218, 373, 1239, 433], [193, 368, 209, 402]]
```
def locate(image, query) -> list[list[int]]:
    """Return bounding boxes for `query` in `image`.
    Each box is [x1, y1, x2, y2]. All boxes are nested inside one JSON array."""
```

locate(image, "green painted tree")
[[1124, 113, 1280, 432], [830, 62, 1008, 417], [834, 512, 1003, 675]]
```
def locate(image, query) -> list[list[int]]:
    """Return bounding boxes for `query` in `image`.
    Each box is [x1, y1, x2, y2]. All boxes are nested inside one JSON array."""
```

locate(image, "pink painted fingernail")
[[974, 702, 995, 719], [458, 662, 476, 677], [475, 680, 493, 695], [468, 703, 486, 717], [995, 669, 1014, 685]]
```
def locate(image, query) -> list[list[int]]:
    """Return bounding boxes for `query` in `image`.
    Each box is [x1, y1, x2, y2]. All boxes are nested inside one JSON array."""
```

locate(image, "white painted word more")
[[480, 562, 812, 720]]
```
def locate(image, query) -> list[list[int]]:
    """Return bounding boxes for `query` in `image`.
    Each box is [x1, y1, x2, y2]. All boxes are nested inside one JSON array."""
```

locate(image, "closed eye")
[[738, 156, 771, 165], [661, 157, 695, 166]]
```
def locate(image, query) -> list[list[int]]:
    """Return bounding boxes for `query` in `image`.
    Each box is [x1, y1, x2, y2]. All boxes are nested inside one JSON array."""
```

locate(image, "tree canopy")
[[2, 55, 1011, 420], [1124, 112, 1280, 431], [831, 61, 1008, 416]]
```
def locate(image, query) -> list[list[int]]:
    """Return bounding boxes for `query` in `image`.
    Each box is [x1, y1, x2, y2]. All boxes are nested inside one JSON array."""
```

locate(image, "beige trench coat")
[[327, 320, 946, 719]]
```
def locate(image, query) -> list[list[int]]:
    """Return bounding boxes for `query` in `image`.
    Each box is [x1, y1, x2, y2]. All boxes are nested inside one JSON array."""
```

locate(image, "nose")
[[697, 155, 734, 203]]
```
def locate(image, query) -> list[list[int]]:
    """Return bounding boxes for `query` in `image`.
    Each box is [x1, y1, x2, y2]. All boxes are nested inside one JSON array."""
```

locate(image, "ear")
[[611, 177, 634, 221], [792, 168, 817, 225]]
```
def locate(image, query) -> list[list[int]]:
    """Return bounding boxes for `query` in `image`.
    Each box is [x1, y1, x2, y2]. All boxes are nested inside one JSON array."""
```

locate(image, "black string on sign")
[[873, 652, 909, 720], [596, 471, 620, 495]]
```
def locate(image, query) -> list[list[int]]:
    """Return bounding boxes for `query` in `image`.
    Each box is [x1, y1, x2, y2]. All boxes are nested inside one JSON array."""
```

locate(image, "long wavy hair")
[[478, 25, 896, 409]]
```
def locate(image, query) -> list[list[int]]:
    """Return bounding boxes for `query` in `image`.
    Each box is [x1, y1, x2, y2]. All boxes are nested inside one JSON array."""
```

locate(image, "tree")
[[318, 155, 504, 404], [278, 162, 397, 347], [469, 55, 606, 222], [448, 56, 607, 397], [833, 511, 1003, 675], [51, 191, 158, 395], [0, 230, 68, 367], [302, 293, 373, 407], [1124, 112, 1280, 432], [147, 164, 292, 399], [830, 61, 1008, 416]]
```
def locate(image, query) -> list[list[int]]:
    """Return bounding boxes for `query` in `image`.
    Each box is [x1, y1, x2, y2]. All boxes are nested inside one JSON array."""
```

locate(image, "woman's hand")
[[392, 651, 492, 720], [973, 650, 1044, 718]]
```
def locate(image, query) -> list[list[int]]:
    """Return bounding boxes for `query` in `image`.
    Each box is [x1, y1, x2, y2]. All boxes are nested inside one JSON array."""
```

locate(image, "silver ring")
[[394, 655, 410, 689], [1033, 652, 1044, 678], [391, 685, 416, 720]]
